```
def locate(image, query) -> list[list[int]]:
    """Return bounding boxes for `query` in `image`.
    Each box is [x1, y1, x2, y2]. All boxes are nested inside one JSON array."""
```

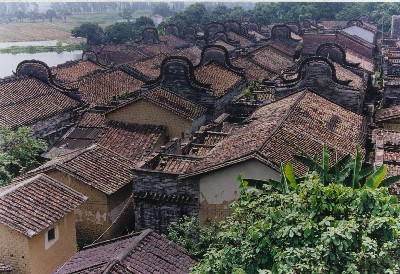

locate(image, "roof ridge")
[[115, 229, 153, 262], [90, 229, 153, 272], [258, 89, 308, 151]]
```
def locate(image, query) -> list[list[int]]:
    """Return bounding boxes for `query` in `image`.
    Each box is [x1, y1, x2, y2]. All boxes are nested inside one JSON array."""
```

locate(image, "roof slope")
[[143, 87, 207, 121], [160, 34, 190, 48], [195, 62, 244, 97], [0, 77, 80, 128], [52, 60, 104, 83], [68, 69, 144, 107], [29, 145, 135, 195], [97, 121, 164, 160], [374, 130, 400, 195], [55, 229, 196, 274], [0, 174, 86, 237], [186, 89, 367, 176]]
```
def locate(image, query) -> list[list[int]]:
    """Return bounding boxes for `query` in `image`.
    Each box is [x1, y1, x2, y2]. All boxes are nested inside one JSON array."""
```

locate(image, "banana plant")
[[246, 163, 298, 194], [293, 144, 400, 189]]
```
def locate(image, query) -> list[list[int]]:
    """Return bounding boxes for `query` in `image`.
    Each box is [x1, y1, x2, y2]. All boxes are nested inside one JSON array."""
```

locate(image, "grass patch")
[[0, 44, 87, 54]]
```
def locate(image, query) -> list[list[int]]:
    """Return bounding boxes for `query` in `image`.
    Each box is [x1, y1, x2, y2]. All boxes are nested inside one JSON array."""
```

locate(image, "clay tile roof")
[[68, 69, 144, 107], [153, 155, 199, 173], [232, 57, 273, 81], [345, 49, 375, 73], [137, 44, 176, 57], [55, 229, 196, 274], [175, 47, 202, 65], [227, 31, 253, 48], [185, 89, 367, 176], [97, 44, 147, 66], [52, 60, 104, 83], [260, 91, 367, 174], [144, 87, 207, 120], [332, 62, 364, 90], [30, 145, 136, 195], [97, 121, 164, 160], [213, 40, 236, 52], [302, 34, 337, 55], [0, 77, 80, 129], [0, 174, 86, 237], [320, 20, 348, 29], [251, 45, 294, 74], [267, 40, 297, 57], [129, 49, 202, 80], [374, 130, 400, 194], [160, 34, 190, 49], [77, 112, 105, 128], [0, 263, 13, 272], [195, 62, 244, 97], [376, 105, 400, 122], [128, 54, 167, 80]]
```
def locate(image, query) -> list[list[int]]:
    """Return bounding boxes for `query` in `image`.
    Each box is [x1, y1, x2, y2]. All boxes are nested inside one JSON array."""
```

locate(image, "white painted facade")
[[199, 159, 281, 206]]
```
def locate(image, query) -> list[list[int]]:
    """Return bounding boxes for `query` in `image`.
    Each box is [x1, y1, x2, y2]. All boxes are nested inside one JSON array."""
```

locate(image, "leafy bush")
[[0, 127, 47, 185], [165, 215, 218, 260], [191, 173, 400, 273]]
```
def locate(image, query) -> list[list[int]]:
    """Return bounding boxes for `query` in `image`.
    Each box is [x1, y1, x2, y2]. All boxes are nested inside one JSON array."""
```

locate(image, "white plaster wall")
[[199, 159, 281, 205]]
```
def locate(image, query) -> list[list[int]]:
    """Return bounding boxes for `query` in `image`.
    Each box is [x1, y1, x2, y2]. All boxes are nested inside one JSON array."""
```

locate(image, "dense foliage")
[[72, 16, 154, 45], [165, 2, 400, 33], [71, 22, 104, 45], [165, 146, 400, 273], [0, 127, 47, 186], [165, 215, 218, 260], [191, 173, 400, 273]]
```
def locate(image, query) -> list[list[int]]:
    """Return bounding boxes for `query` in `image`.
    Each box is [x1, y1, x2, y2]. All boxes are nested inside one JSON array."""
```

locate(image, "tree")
[[46, 9, 56, 22], [134, 16, 155, 28], [119, 6, 135, 22], [71, 22, 103, 45], [15, 10, 25, 22], [104, 22, 135, 44], [152, 2, 172, 17], [191, 172, 400, 273], [0, 127, 47, 186]]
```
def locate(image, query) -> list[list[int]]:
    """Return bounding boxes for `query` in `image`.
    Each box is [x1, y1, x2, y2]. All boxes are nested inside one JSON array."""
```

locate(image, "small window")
[[47, 228, 55, 242], [45, 225, 58, 250]]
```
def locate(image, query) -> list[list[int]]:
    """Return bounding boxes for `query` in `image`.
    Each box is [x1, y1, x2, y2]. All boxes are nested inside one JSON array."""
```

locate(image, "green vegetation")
[[0, 43, 87, 54], [73, 16, 154, 45], [166, 145, 400, 273], [191, 173, 400, 273], [0, 127, 47, 186], [164, 2, 400, 33], [164, 216, 218, 260]]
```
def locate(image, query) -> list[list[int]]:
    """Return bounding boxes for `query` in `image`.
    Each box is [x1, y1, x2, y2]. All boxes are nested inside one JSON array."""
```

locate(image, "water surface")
[[0, 50, 82, 78]]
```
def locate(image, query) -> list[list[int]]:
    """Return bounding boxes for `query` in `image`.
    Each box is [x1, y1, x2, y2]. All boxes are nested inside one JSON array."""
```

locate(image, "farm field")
[[0, 11, 151, 43]]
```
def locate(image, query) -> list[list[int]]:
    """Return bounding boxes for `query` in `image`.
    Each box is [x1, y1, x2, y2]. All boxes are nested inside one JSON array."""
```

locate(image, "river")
[[0, 40, 82, 78]]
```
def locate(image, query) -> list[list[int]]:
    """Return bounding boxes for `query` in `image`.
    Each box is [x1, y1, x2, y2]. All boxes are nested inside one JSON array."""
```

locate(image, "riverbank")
[[0, 44, 87, 54]]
